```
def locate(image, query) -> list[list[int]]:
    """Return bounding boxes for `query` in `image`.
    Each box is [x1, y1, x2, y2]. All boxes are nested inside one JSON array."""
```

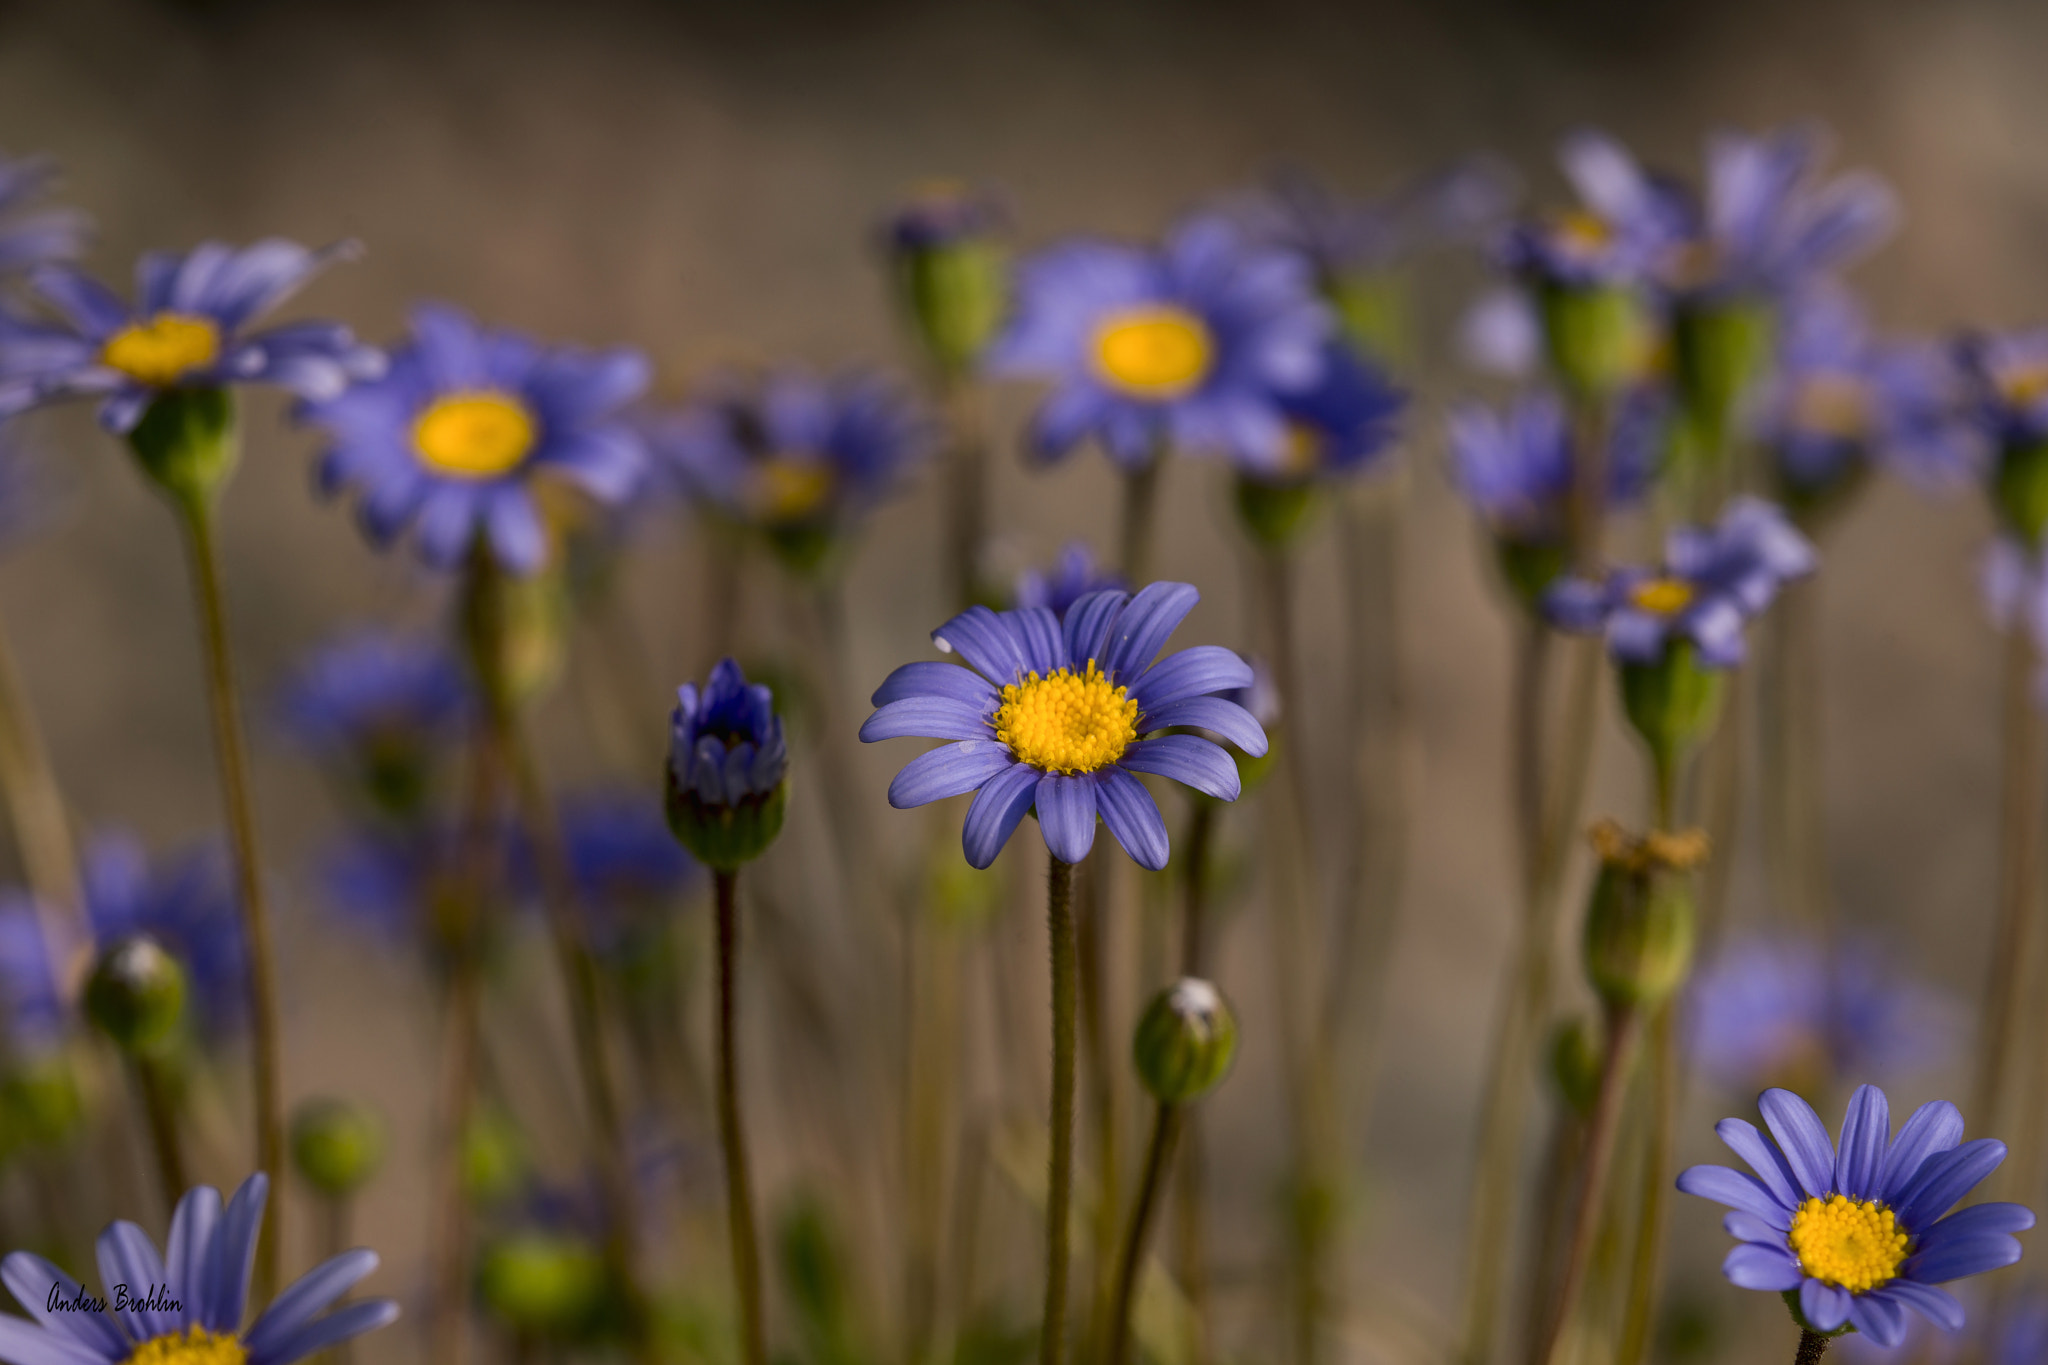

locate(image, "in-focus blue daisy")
[[1758, 290, 1983, 501], [0, 1171, 399, 1365], [1446, 386, 1665, 544], [1678, 1085, 2033, 1345], [0, 240, 379, 433], [303, 303, 650, 575], [1544, 496, 1816, 666], [1500, 130, 1691, 289], [1230, 159, 1519, 283], [1013, 543, 1123, 617], [0, 151, 87, 281], [651, 369, 928, 543], [0, 894, 70, 1054], [860, 582, 1268, 870], [82, 833, 245, 1038], [985, 214, 1330, 471], [1242, 341, 1405, 485], [1686, 932, 1959, 1093]]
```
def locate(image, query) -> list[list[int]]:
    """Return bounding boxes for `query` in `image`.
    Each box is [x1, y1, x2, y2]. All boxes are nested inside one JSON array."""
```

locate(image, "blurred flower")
[[1458, 287, 1544, 377], [1545, 496, 1815, 666], [560, 789, 700, 961], [1685, 931, 1959, 1092], [1957, 328, 2048, 450], [1230, 159, 1519, 282], [0, 240, 378, 433], [1758, 289, 1983, 504], [316, 824, 461, 950], [82, 832, 245, 1038], [0, 151, 87, 279], [1241, 340, 1405, 485], [278, 629, 470, 817], [1500, 130, 1691, 289], [304, 303, 649, 575], [0, 1172, 400, 1365], [884, 181, 1008, 253], [0, 893, 68, 1053], [1446, 387, 1662, 543], [1678, 1085, 2032, 1345], [885, 182, 1010, 374], [862, 582, 1267, 870], [985, 214, 1329, 471], [1013, 543, 1123, 617]]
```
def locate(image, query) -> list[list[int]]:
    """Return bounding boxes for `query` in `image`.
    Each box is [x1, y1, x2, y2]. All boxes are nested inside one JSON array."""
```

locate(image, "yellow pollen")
[[125, 1327, 248, 1365], [1555, 210, 1615, 253], [1628, 577, 1695, 616], [2002, 364, 2048, 407], [101, 313, 221, 387], [412, 392, 537, 479], [1276, 422, 1323, 479], [752, 458, 835, 524], [994, 661, 1139, 775], [1091, 305, 1214, 400], [1794, 372, 1872, 439], [1787, 1195, 1909, 1294]]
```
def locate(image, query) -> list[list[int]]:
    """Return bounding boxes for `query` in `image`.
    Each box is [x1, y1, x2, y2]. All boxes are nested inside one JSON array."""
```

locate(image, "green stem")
[[1119, 460, 1163, 584], [134, 1054, 187, 1216], [1043, 854, 1079, 1365], [715, 869, 767, 1365], [1615, 1007, 1677, 1365], [0, 612, 79, 912], [1175, 800, 1217, 1365], [1795, 1328, 1832, 1365], [1973, 624, 2043, 1138], [1107, 1103, 1182, 1365], [1079, 858, 1122, 1364], [176, 497, 284, 1297]]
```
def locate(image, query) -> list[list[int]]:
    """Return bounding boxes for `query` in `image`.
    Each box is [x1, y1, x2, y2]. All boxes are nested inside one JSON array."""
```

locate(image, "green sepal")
[[1673, 298, 1775, 464], [1495, 537, 1570, 614], [1, 1054, 84, 1149], [1538, 283, 1639, 400], [1328, 270, 1408, 367], [764, 520, 841, 578], [665, 779, 790, 873], [1131, 979, 1239, 1104], [127, 387, 239, 511], [1619, 641, 1726, 801], [1583, 854, 1698, 1008], [1233, 475, 1321, 549], [1994, 438, 2048, 549], [898, 240, 1008, 379]]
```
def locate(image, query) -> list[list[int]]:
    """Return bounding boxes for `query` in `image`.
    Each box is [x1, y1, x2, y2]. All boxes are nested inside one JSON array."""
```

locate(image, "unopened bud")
[[1582, 820, 1705, 1007], [128, 388, 239, 510], [291, 1096, 387, 1199], [84, 935, 186, 1055], [1133, 978, 1239, 1104]]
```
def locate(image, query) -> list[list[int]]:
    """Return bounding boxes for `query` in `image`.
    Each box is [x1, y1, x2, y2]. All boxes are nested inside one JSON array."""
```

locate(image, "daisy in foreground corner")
[[860, 581, 1266, 870], [0, 1172, 398, 1365], [1679, 1084, 2032, 1348]]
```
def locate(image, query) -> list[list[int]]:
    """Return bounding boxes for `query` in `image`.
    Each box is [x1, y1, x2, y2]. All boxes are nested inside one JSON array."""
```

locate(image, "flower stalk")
[[715, 868, 767, 1365], [1043, 853, 1080, 1365]]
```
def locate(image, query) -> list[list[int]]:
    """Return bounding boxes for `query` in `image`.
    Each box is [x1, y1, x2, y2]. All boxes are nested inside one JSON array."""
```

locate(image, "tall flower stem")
[[1760, 575, 1829, 928], [0, 613, 78, 913], [1107, 1101, 1183, 1365], [1119, 459, 1164, 583], [133, 1054, 187, 1216], [1973, 625, 2043, 1139], [1615, 1006, 1677, 1365], [1532, 1001, 1642, 1365], [174, 496, 284, 1296], [1794, 1329, 1832, 1364], [1043, 853, 1080, 1365], [714, 869, 767, 1365], [1079, 859, 1124, 1363], [1174, 799, 1218, 1365]]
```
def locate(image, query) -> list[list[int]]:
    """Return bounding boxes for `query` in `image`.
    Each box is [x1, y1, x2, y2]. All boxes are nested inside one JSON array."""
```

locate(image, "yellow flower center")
[[1793, 372, 1871, 439], [101, 313, 222, 387], [1628, 577, 1695, 616], [994, 661, 1139, 775], [1275, 422, 1323, 480], [1091, 305, 1214, 400], [126, 1327, 248, 1365], [1555, 210, 1615, 254], [2001, 363, 2048, 407], [1787, 1195, 1909, 1294], [412, 393, 538, 479], [752, 458, 835, 524]]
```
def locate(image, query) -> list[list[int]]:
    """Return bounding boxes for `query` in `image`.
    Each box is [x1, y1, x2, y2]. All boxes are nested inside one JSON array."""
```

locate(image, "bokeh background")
[[0, 0, 2041, 1360]]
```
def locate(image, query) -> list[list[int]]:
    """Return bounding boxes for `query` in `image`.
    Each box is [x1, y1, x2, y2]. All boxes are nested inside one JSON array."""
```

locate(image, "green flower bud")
[[84, 936, 187, 1056], [664, 782, 790, 874], [1994, 439, 2048, 548], [462, 1108, 530, 1206], [1619, 640, 1725, 805], [477, 1231, 608, 1338], [1582, 820, 1706, 1008], [127, 388, 239, 510], [1233, 474, 1322, 550], [899, 240, 1008, 379], [1674, 298, 1775, 462], [1538, 284, 1640, 399], [1548, 1015, 1603, 1118], [1781, 1288, 1855, 1339], [1132, 977, 1239, 1104], [290, 1097, 387, 1199]]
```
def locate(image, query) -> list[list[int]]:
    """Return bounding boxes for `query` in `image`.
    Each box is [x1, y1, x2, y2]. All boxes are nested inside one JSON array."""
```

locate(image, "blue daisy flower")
[[1500, 130, 1692, 289], [278, 630, 469, 757], [82, 833, 245, 1038], [1544, 496, 1815, 666], [315, 824, 466, 951], [559, 790, 699, 960], [0, 151, 87, 280], [1013, 543, 1123, 617], [0, 240, 379, 433], [860, 582, 1267, 870], [1956, 329, 2048, 450], [0, 1171, 399, 1365], [985, 213, 1331, 472], [1678, 1085, 2033, 1345], [1446, 386, 1664, 543], [303, 303, 650, 575], [1241, 340, 1405, 484], [668, 661, 788, 809]]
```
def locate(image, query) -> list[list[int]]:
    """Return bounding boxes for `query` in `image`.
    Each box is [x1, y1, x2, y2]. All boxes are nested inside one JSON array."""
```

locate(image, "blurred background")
[[0, 0, 2041, 1361]]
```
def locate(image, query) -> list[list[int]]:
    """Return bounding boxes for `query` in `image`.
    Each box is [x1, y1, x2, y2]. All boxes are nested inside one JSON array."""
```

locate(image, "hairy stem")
[[1795, 1328, 1832, 1365], [134, 1055, 187, 1217], [1043, 854, 1079, 1365], [716, 869, 767, 1365]]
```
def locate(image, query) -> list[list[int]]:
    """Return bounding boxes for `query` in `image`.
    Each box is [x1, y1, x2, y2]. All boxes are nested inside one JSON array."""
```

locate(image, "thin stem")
[[176, 498, 283, 1297], [1118, 460, 1163, 584], [1974, 625, 2043, 1136], [1532, 1002, 1642, 1365], [1043, 854, 1079, 1365], [1079, 858, 1122, 1364], [1175, 800, 1217, 1365], [134, 1055, 187, 1216], [1795, 1328, 1832, 1365], [1178, 801, 1216, 978], [0, 612, 79, 912], [715, 869, 766, 1365], [1107, 1103, 1182, 1365], [1615, 1007, 1677, 1365]]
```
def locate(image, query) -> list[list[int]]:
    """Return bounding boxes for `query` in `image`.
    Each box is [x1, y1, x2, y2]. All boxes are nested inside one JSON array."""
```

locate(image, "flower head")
[[1500, 130, 1691, 289], [0, 151, 87, 280], [0, 894, 69, 1054], [1447, 387, 1664, 543], [861, 582, 1267, 870], [1956, 329, 2048, 451], [1544, 496, 1816, 666], [560, 790, 700, 960], [304, 303, 650, 575], [1013, 543, 1124, 618], [986, 214, 1330, 471], [1679, 1085, 2033, 1345], [665, 660, 789, 870], [278, 630, 470, 815], [0, 240, 378, 433], [884, 182, 1008, 254], [0, 1172, 399, 1365], [1245, 341, 1405, 484], [82, 833, 245, 1038]]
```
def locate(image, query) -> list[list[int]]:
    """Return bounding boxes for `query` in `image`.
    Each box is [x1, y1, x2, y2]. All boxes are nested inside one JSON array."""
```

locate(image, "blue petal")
[[1008, 607, 1066, 676], [1904, 1234, 2023, 1284], [1800, 1279, 1851, 1333], [1722, 1243, 1801, 1291], [1062, 589, 1129, 668], [1724, 1211, 1783, 1245], [1096, 767, 1168, 871], [1130, 646, 1253, 708], [1759, 1088, 1838, 1199], [245, 1298, 399, 1365], [860, 697, 993, 743], [932, 606, 1029, 685], [0, 1253, 128, 1358], [961, 763, 1038, 870], [1714, 1118, 1804, 1211], [1140, 697, 1268, 756], [202, 1173, 266, 1333], [484, 490, 546, 576], [1118, 736, 1241, 802], [1099, 582, 1199, 681], [1916, 1202, 2036, 1244], [1847, 1291, 1906, 1348], [887, 742, 1016, 809], [870, 661, 998, 709], [1675, 1164, 1793, 1230], [0, 1317, 111, 1365], [1035, 772, 1099, 865], [96, 1222, 172, 1343], [30, 266, 128, 339], [1879, 1101, 1965, 1203], [243, 1251, 381, 1362], [1834, 1085, 1890, 1201], [1874, 1281, 1963, 1332], [1893, 1141, 2006, 1232]]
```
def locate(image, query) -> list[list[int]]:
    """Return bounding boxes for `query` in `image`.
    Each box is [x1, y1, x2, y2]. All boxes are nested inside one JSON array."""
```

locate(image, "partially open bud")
[[291, 1096, 387, 1199], [1133, 978, 1239, 1104], [128, 388, 239, 511], [664, 660, 790, 872], [84, 935, 186, 1056], [1582, 821, 1707, 1008]]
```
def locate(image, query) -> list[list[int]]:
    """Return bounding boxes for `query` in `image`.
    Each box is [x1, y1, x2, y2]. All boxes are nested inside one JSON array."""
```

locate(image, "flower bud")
[[477, 1231, 608, 1339], [291, 1096, 387, 1199], [1537, 284, 1639, 399], [84, 935, 186, 1055], [127, 388, 239, 510], [1673, 298, 1774, 462], [1132, 978, 1239, 1104], [1994, 439, 2048, 549], [1549, 1015, 1603, 1117], [462, 1107, 530, 1206], [1619, 640, 1725, 801], [664, 660, 790, 872], [1582, 821, 1706, 1008], [887, 185, 1008, 379]]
